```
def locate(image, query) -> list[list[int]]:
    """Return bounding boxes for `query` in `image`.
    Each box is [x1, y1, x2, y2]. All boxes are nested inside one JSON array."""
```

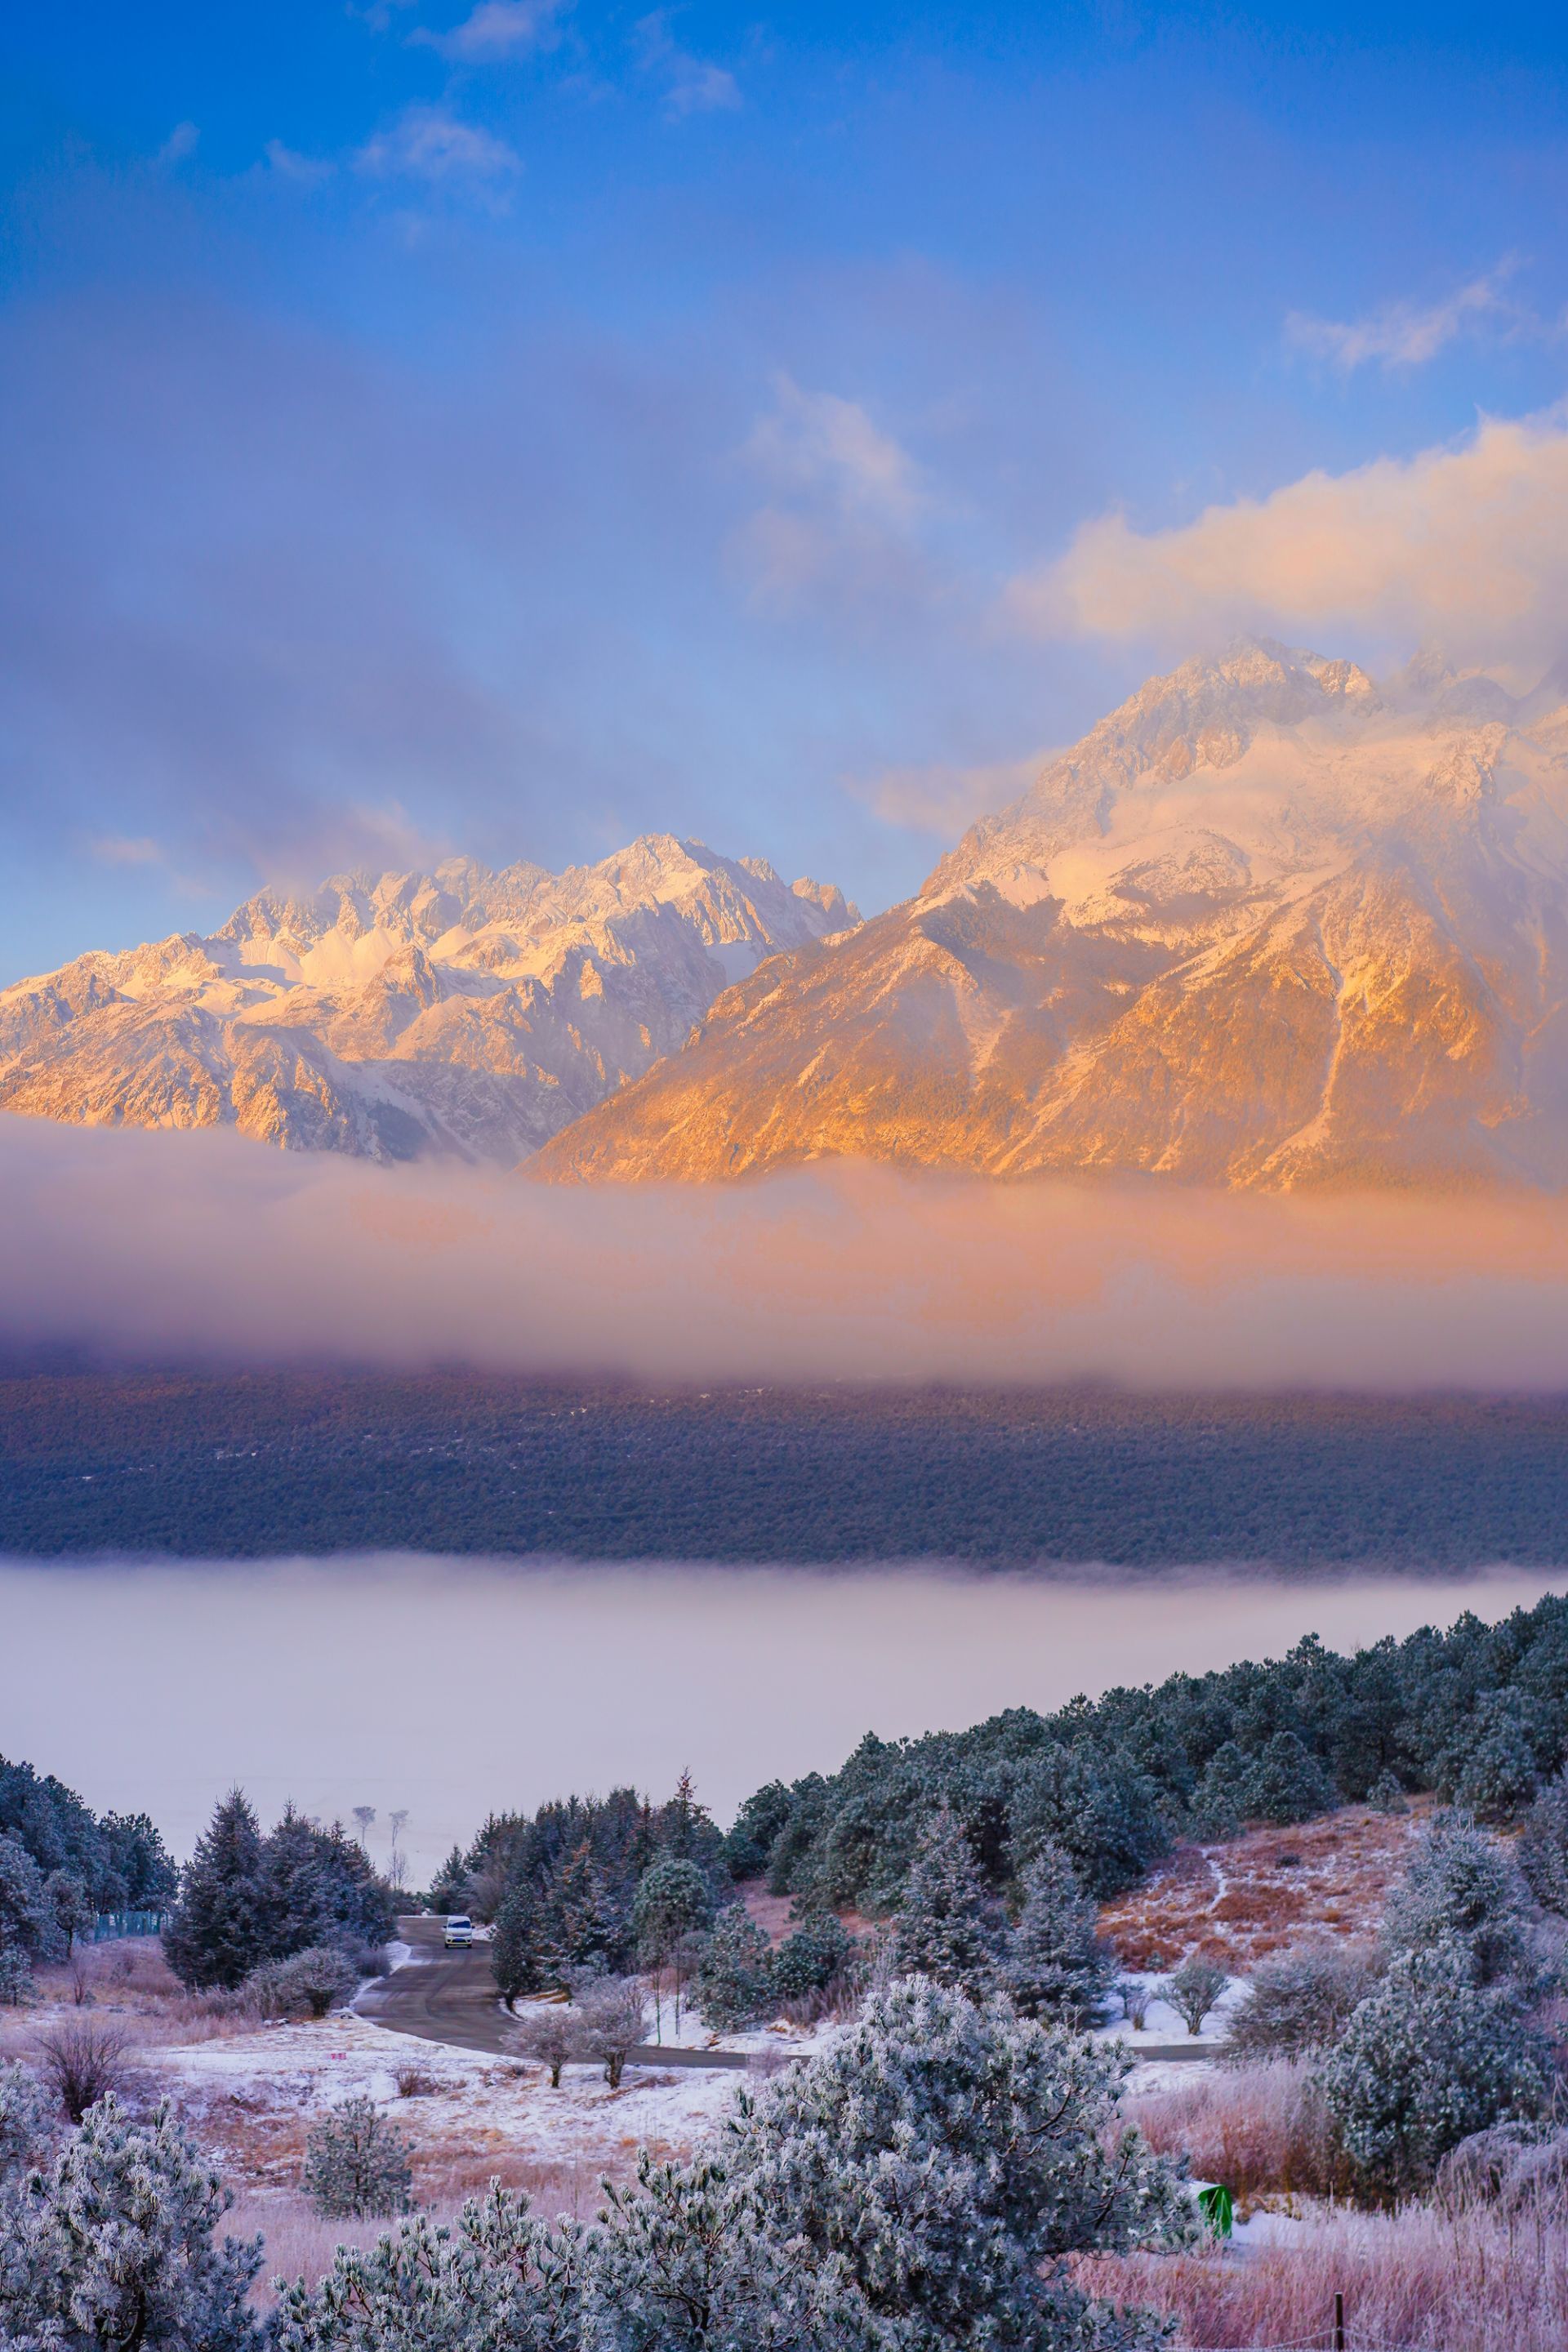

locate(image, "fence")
[[91, 1909, 167, 1942]]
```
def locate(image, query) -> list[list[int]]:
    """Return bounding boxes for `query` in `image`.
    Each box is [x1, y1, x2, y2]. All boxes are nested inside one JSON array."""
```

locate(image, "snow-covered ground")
[[1093, 1967, 1250, 2056]]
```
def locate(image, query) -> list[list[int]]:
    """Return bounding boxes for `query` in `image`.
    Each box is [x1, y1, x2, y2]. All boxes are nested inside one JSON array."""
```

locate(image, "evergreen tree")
[[1239, 1731, 1338, 1825], [428, 1845, 472, 1914], [1367, 1769, 1409, 1815], [270, 2185, 584, 2352], [1002, 1840, 1114, 2025], [1450, 1693, 1541, 1822], [771, 1911, 853, 2001], [302, 2096, 414, 2220], [0, 1831, 64, 1963], [0, 1945, 34, 2007], [0, 2096, 264, 2351], [1319, 1950, 1555, 2194], [1382, 1812, 1534, 1988], [260, 1806, 395, 1960], [492, 1886, 546, 2009], [163, 1790, 269, 1991], [1518, 1767, 1568, 1914], [724, 1976, 1190, 2352], [546, 1842, 620, 1974], [693, 1906, 775, 2031], [888, 1808, 1001, 1994]]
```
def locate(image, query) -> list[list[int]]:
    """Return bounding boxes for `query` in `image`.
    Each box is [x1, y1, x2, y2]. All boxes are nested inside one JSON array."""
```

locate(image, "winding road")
[[359, 1918, 1214, 2069], [357, 1918, 755, 2069]]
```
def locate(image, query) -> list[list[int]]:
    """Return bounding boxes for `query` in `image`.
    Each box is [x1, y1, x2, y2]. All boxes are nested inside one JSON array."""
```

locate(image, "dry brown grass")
[[1077, 2202, 1568, 2352], [0, 1940, 275, 2060], [1129, 2057, 1348, 2203], [1100, 1803, 1428, 1971]]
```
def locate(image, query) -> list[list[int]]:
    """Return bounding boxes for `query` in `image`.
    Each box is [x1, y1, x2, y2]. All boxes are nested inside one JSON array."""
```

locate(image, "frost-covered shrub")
[[271, 2185, 581, 2352], [1367, 1769, 1409, 1815], [1118, 1976, 1153, 2031], [302, 2096, 414, 2219], [507, 2002, 575, 2087], [724, 1976, 1192, 2351], [1437, 2121, 1568, 2215], [1156, 1953, 1227, 2036], [0, 2058, 56, 2180], [1382, 1812, 1533, 1988], [1318, 1950, 1555, 2194], [247, 1944, 356, 2020], [1001, 1839, 1114, 2025], [1224, 1942, 1383, 2064], [0, 2095, 263, 2351], [888, 1809, 1002, 1994], [693, 1904, 774, 2031], [573, 1976, 651, 2088]]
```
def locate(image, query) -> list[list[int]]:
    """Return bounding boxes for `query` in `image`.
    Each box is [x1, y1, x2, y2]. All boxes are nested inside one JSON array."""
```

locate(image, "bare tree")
[[34, 2020, 133, 2124], [387, 1811, 411, 1892], [351, 1806, 376, 1851]]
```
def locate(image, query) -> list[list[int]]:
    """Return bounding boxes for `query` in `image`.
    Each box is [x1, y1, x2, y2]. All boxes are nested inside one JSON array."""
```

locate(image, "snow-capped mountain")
[[536, 642, 1568, 1190], [0, 837, 858, 1162]]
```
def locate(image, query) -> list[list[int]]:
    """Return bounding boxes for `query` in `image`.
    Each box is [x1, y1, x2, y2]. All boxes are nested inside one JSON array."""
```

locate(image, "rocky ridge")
[[0, 837, 858, 1163]]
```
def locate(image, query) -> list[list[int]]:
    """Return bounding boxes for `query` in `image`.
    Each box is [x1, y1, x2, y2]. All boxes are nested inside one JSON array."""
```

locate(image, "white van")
[[443, 1914, 474, 1949]]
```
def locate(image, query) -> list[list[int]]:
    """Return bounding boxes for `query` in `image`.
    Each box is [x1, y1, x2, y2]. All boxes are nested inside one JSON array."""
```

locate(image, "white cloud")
[[263, 140, 334, 186], [1013, 404, 1568, 674], [738, 378, 931, 609], [1285, 267, 1514, 372], [635, 11, 742, 116], [88, 835, 164, 869], [413, 0, 568, 61], [858, 752, 1042, 838], [355, 105, 520, 183], [156, 122, 199, 167]]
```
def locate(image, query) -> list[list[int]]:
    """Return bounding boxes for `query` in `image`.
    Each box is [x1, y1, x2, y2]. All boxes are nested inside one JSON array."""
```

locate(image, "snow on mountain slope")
[[0, 838, 858, 1164], [534, 643, 1568, 1190]]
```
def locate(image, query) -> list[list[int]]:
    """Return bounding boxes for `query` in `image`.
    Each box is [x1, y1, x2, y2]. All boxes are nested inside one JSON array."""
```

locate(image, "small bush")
[[1117, 1976, 1153, 2031], [1224, 1941, 1382, 2064], [247, 1946, 357, 2020], [301, 2096, 413, 2219], [572, 1976, 651, 2088], [507, 2004, 573, 2087], [34, 2020, 134, 2124], [1156, 1953, 1227, 2035]]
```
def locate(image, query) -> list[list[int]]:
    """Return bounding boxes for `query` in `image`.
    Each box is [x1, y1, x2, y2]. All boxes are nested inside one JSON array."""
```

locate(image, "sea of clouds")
[[5, 1111, 1568, 1390]]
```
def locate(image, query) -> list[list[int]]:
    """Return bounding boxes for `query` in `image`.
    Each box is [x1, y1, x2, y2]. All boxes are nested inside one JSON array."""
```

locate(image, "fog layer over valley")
[[14, 1116, 1568, 1390], [1, 1556, 1561, 1881]]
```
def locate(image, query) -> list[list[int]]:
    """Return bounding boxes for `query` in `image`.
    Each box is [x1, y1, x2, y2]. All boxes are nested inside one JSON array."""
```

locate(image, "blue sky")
[[2, 0, 1566, 978]]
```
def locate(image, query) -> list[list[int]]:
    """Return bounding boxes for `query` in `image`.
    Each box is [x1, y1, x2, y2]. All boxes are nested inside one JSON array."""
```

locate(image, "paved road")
[[359, 1919, 1214, 2069], [357, 1919, 755, 2069]]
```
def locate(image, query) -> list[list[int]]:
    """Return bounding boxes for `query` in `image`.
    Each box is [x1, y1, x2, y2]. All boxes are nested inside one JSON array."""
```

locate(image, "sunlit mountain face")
[[0, 836, 856, 1164], [537, 642, 1568, 1192]]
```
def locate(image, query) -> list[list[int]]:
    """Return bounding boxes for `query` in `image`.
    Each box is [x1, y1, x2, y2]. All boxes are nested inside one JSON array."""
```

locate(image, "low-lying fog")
[[6, 1555, 1563, 1881]]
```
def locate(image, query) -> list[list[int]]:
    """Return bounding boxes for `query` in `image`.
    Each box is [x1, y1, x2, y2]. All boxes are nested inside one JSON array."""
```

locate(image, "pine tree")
[[0, 1945, 34, 2007], [0, 1831, 64, 1963], [724, 1976, 1191, 2350], [1382, 1811, 1534, 1987], [1519, 1767, 1568, 1913], [163, 1789, 270, 1990], [1450, 1693, 1541, 1822], [1002, 1841, 1114, 2025], [0, 2096, 264, 2350], [888, 1809, 1001, 1993], [302, 2096, 414, 2219], [429, 1844, 473, 1913], [546, 1842, 621, 1974], [1319, 1949, 1555, 2194], [772, 1911, 852, 2001], [693, 1905, 775, 2032], [1367, 1769, 1409, 1815], [492, 1886, 546, 2009]]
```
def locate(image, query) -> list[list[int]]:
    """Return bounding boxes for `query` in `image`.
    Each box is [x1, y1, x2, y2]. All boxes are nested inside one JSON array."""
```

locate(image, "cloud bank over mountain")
[[1025, 408, 1568, 676], [6, 1114, 1568, 1392]]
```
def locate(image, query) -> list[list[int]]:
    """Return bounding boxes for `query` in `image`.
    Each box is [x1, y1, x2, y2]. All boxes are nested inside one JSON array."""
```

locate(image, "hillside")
[[0, 838, 857, 1165], [536, 642, 1568, 1189]]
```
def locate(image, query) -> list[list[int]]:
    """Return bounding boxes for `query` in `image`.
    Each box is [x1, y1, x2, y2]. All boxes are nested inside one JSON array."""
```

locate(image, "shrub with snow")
[[1318, 1949, 1555, 2195], [0, 2058, 56, 2180], [301, 2096, 414, 2220], [1224, 1941, 1383, 2063], [1381, 1811, 1535, 1988], [1156, 1953, 1227, 2036]]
